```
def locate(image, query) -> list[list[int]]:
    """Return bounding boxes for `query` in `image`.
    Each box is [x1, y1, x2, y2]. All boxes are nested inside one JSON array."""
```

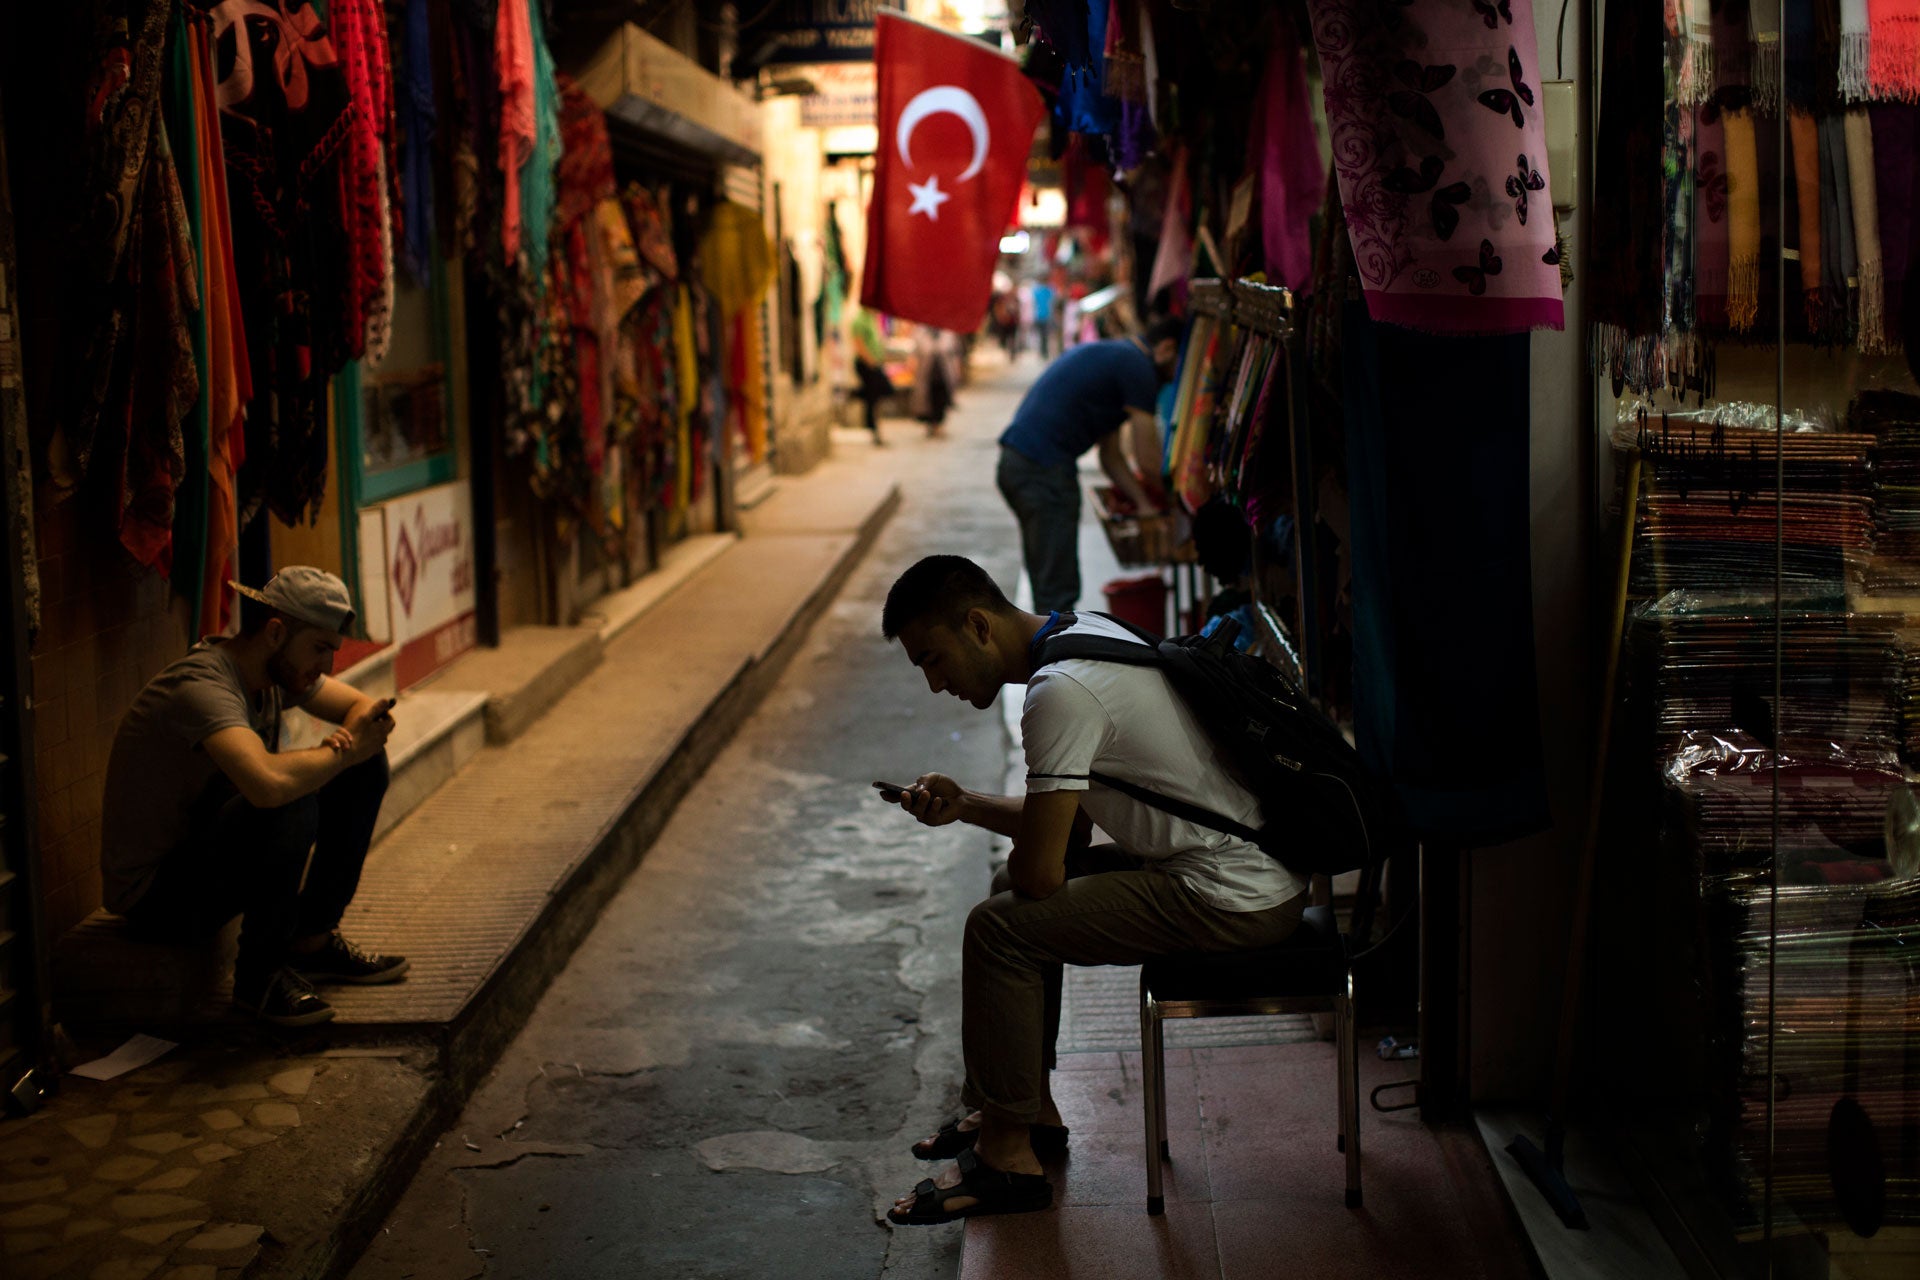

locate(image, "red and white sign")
[[859, 13, 1043, 332], [373, 481, 476, 690]]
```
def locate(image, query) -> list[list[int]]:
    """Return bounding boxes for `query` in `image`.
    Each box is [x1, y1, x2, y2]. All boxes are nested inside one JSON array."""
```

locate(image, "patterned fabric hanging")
[[1306, 0, 1565, 335]]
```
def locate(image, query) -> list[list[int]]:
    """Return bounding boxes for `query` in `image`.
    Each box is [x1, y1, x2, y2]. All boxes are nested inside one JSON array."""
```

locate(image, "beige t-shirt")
[[99, 640, 321, 912], [1022, 613, 1305, 912]]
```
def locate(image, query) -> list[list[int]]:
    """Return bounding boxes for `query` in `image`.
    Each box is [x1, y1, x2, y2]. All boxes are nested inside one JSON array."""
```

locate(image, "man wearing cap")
[[100, 567, 408, 1026]]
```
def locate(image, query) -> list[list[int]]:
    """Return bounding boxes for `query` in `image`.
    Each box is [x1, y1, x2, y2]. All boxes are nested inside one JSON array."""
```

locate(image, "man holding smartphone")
[[875, 555, 1305, 1225], [100, 566, 407, 1027]]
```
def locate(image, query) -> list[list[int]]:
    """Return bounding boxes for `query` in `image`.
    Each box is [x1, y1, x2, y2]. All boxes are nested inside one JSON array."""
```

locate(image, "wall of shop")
[[1467, 0, 1596, 1102], [28, 502, 193, 938], [763, 96, 836, 475]]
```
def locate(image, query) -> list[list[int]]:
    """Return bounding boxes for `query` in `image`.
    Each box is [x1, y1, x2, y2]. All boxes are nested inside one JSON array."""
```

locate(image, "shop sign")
[[376, 481, 477, 689], [799, 62, 876, 128], [747, 0, 878, 67]]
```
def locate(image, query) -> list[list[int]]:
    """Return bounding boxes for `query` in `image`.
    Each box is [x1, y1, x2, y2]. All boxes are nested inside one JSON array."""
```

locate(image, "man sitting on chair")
[[100, 567, 407, 1027], [876, 555, 1305, 1224]]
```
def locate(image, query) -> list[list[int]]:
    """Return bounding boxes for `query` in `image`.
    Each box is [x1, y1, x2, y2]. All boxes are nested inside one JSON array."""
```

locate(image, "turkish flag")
[[860, 13, 1043, 332]]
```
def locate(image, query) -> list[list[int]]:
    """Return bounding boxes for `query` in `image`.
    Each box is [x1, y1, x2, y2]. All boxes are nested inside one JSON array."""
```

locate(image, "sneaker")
[[289, 931, 410, 985], [235, 968, 335, 1027]]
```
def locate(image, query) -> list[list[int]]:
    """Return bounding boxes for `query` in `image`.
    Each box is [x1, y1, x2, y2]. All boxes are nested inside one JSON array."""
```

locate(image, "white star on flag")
[[907, 176, 951, 220]]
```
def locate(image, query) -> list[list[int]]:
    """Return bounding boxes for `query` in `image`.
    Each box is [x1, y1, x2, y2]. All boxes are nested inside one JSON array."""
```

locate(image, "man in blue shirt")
[[996, 318, 1181, 612]]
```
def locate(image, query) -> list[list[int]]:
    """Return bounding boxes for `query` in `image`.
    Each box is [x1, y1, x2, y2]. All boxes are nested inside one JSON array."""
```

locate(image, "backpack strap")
[[1085, 770, 1269, 850]]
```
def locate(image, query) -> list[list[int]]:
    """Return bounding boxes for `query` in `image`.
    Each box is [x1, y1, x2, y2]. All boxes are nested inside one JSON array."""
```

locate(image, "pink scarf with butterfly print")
[[1307, 0, 1564, 334]]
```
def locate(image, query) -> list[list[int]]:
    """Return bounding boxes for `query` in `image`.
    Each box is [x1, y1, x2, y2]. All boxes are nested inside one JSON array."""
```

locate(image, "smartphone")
[[371, 697, 396, 721], [873, 780, 917, 798]]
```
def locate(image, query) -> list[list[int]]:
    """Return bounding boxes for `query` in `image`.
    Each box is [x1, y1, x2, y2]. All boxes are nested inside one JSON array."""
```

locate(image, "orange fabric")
[[192, 20, 251, 637], [496, 0, 535, 262]]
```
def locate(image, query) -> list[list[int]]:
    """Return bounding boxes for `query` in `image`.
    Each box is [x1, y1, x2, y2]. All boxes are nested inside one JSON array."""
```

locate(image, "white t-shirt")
[[1021, 613, 1306, 912]]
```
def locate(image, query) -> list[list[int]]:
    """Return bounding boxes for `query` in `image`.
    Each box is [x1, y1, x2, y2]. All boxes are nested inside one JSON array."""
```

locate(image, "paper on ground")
[[70, 1034, 177, 1081]]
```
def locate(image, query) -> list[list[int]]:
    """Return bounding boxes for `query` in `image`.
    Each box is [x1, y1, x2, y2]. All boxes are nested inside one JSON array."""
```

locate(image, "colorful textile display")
[[331, 0, 399, 365], [1869, 0, 1920, 100], [217, 0, 353, 527], [1305, 0, 1565, 335]]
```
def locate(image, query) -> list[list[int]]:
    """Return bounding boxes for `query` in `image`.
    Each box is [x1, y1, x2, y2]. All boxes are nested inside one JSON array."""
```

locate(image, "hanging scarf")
[[1790, 111, 1824, 331], [496, 0, 536, 263], [1726, 108, 1763, 332], [1592, 0, 1669, 345], [1678, 0, 1716, 106], [215, 0, 350, 526], [1869, 0, 1920, 100], [1752, 0, 1783, 111], [1846, 110, 1886, 352], [1249, 19, 1324, 293], [1306, 0, 1564, 334], [1842, 0, 1872, 98], [1872, 105, 1918, 347], [189, 13, 251, 635], [1696, 105, 1731, 332], [1146, 145, 1193, 301], [331, 0, 397, 365], [1820, 113, 1856, 340], [1713, 0, 1753, 94], [392, 0, 435, 284], [524, 0, 562, 283]]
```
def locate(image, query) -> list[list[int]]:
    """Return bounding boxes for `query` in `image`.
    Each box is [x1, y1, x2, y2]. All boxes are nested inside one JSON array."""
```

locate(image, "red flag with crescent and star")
[[860, 13, 1044, 332]]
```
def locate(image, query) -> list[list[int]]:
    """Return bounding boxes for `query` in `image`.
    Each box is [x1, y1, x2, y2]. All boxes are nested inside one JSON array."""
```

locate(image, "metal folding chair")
[[1137, 901, 1364, 1214]]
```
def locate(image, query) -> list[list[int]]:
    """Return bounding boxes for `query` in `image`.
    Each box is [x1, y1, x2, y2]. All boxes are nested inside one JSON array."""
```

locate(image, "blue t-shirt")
[[999, 339, 1158, 469], [1031, 283, 1055, 323]]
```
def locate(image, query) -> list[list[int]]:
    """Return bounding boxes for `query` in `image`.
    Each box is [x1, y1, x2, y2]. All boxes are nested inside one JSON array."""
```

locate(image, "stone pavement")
[[1, 421, 904, 1279]]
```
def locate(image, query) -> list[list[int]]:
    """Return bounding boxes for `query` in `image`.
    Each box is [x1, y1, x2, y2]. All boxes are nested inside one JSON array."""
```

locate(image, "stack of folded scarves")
[[1616, 407, 1875, 602], [1725, 875, 1920, 1230], [1854, 390, 1920, 594]]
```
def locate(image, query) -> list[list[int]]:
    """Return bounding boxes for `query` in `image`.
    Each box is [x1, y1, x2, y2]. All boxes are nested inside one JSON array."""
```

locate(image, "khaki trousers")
[[962, 844, 1304, 1124]]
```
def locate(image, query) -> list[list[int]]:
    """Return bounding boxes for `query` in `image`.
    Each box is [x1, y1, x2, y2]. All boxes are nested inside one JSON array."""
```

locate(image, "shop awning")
[[576, 24, 762, 172]]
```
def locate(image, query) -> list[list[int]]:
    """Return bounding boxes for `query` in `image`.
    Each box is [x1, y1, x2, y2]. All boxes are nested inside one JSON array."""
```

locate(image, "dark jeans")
[[853, 357, 890, 437], [996, 445, 1081, 613], [126, 753, 390, 992]]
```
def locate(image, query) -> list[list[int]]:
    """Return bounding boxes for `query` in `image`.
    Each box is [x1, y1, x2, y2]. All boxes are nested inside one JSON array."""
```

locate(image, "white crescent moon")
[[896, 86, 991, 183]]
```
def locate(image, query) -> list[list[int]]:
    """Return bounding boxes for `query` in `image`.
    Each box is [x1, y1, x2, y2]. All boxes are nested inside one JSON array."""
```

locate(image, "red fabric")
[[861, 13, 1044, 331], [329, 0, 396, 360]]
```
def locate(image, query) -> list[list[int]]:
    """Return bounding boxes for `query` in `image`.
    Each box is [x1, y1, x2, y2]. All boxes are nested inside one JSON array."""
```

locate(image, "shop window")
[[337, 257, 457, 506]]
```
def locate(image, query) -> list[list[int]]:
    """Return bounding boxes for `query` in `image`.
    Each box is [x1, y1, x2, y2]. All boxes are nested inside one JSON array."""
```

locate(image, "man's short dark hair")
[[882, 555, 1014, 640], [1143, 316, 1185, 348]]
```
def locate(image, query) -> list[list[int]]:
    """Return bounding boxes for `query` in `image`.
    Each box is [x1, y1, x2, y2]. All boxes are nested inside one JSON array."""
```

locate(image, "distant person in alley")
[[996, 317, 1181, 613], [875, 555, 1306, 1224], [100, 567, 408, 1027]]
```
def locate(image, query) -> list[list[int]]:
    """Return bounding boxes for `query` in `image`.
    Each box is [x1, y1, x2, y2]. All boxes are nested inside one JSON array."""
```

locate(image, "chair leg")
[[1140, 980, 1165, 1215], [1334, 993, 1349, 1154], [1154, 1009, 1169, 1162], [1341, 987, 1362, 1209]]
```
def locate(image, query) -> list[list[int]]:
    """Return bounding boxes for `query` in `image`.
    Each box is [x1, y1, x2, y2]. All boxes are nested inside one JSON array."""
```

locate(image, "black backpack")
[[1034, 612, 1399, 877]]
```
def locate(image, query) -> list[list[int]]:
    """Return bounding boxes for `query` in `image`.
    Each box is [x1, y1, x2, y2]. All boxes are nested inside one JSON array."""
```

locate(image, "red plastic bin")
[[1101, 573, 1167, 635]]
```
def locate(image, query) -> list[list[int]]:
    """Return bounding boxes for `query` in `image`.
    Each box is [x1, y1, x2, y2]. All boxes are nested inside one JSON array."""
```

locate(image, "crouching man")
[[100, 567, 408, 1027], [877, 555, 1306, 1224]]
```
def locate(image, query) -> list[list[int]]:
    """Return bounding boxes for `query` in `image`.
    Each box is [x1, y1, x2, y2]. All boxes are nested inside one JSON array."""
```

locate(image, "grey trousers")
[[962, 844, 1304, 1125], [996, 445, 1082, 613]]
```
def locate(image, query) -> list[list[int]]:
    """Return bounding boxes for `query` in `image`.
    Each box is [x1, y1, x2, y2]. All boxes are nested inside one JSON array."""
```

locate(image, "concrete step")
[[577, 532, 736, 645], [371, 690, 490, 843], [424, 625, 604, 745]]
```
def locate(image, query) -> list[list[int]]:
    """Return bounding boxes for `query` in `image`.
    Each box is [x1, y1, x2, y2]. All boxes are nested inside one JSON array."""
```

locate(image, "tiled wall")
[[30, 498, 192, 938]]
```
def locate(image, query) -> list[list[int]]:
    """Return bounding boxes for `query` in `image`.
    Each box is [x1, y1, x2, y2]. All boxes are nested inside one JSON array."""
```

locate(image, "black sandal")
[[912, 1117, 1070, 1161], [886, 1149, 1053, 1226]]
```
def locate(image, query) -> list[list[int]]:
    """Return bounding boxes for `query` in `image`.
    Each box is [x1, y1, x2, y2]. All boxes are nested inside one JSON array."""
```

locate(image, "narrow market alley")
[[344, 356, 1536, 1280]]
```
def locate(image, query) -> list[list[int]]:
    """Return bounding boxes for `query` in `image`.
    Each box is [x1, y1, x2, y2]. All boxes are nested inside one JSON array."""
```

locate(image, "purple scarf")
[[1248, 21, 1324, 292], [1307, 0, 1564, 334]]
